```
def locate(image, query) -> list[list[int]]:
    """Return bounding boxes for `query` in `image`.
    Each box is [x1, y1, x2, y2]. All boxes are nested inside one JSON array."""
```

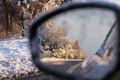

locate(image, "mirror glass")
[[38, 8, 118, 79]]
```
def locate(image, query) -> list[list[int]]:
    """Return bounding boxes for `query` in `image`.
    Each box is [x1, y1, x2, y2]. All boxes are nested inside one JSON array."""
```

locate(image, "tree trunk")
[[2, 0, 12, 31], [0, 0, 7, 38]]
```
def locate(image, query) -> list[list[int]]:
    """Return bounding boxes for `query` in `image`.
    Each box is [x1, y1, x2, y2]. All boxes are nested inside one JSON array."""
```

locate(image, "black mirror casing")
[[29, 1, 120, 80]]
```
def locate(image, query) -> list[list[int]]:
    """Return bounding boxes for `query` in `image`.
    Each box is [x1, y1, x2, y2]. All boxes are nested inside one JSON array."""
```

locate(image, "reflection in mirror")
[[38, 8, 118, 79], [52, 8, 116, 56]]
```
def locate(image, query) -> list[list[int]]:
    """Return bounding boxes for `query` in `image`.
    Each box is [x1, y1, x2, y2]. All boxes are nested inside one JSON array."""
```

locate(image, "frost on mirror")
[[38, 8, 118, 79]]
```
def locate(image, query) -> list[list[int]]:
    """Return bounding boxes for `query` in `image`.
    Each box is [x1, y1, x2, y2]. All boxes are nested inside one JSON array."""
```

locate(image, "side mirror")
[[29, 1, 120, 80]]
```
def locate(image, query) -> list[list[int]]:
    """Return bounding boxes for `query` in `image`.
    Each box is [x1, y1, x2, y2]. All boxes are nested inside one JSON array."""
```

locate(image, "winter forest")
[[0, 0, 65, 39]]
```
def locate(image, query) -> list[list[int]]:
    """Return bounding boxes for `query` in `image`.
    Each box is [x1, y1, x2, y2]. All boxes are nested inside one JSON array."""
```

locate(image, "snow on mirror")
[[38, 8, 118, 79]]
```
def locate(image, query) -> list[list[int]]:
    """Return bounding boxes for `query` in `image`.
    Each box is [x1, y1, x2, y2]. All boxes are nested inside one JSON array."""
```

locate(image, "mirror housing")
[[29, 1, 120, 80]]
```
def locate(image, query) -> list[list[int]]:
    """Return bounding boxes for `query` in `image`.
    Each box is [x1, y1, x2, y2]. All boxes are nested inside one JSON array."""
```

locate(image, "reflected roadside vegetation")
[[39, 8, 116, 58]]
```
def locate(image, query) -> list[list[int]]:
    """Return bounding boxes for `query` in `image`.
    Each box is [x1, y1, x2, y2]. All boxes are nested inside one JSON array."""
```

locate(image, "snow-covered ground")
[[0, 39, 35, 78]]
